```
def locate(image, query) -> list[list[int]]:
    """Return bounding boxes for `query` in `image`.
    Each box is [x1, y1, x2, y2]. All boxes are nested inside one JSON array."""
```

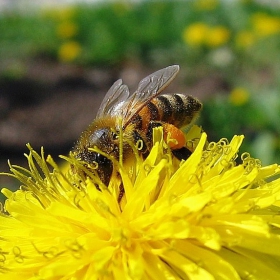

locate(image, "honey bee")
[[73, 65, 202, 186]]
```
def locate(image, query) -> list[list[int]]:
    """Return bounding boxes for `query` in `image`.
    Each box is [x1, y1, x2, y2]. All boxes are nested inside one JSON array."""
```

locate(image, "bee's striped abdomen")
[[133, 94, 202, 130], [151, 94, 202, 128]]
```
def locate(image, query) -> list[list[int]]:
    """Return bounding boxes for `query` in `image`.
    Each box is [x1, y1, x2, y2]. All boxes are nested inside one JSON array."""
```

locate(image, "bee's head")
[[75, 149, 113, 187], [73, 123, 133, 186], [85, 127, 133, 159], [72, 127, 118, 186], [88, 127, 119, 157]]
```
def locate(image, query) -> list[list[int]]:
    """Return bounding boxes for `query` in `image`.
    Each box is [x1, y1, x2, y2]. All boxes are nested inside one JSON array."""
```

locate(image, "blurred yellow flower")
[[251, 13, 280, 36], [235, 30, 255, 48], [58, 41, 81, 62], [183, 23, 230, 48], [1, 126, 280, 279], [194, 0, 219, 10], [41, 7, 76, 21], [54, 7, 77, 21], [56, 21, 78, 39], [229, 87, 250, 106], [205, 26, 230, 47], [182, 22, 209, 46]]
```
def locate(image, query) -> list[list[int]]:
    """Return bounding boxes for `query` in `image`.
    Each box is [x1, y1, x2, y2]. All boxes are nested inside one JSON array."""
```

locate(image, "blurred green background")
[[1, 0, 280, 193]]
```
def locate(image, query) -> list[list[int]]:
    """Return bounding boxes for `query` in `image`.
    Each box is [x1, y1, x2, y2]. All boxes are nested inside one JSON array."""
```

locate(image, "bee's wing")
[[122, 65, 180, 127], [96, 65, 180, 125], [96, 79, 130, 118]]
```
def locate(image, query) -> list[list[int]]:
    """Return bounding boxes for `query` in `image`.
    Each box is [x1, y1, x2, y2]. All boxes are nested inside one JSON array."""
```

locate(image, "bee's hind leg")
[[118, 183, 124, 203], [172, 147, 192, 161]]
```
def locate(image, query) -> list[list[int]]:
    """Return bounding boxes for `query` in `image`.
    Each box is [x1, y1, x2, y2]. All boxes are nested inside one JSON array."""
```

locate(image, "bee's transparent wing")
[[96, 79, 130, 118], [96, 65, 180, 125], [122, 65, 180, 127]]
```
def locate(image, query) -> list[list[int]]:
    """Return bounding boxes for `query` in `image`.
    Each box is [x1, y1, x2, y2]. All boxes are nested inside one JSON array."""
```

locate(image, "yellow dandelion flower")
[[58, 41, 81, 62], [56, 21, 78, 39], [1, 125, 280, 279], [235, 30, 255, 49], [205, 26, 231, 47], [182, 22, 209, 47], [251, 13, 280, 37], [229, 87, 250, 106]]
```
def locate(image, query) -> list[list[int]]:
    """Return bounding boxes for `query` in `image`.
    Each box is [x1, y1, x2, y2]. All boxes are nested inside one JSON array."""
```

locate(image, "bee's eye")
[[112, 132, 118, 140]]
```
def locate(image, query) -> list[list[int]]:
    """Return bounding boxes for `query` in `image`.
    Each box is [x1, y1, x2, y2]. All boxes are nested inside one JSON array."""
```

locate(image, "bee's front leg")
[[172, 147, 192, 161]]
